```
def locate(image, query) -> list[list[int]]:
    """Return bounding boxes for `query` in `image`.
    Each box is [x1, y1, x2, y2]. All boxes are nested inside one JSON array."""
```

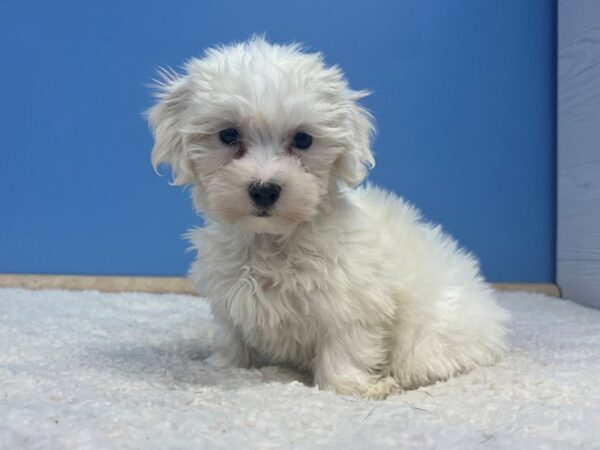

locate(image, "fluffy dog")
[[148, 37, 509, 399]]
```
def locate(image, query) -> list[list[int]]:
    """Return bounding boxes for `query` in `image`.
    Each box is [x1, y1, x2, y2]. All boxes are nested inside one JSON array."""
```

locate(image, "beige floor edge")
[[0, 274, 561, 298]]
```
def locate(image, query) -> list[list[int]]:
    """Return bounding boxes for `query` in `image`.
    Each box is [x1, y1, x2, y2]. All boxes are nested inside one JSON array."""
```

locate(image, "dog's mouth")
[[254, 209, 271, 218]]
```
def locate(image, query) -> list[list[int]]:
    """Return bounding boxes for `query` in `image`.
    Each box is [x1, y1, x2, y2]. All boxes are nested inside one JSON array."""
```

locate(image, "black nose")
[[248, 182, 281, 209]]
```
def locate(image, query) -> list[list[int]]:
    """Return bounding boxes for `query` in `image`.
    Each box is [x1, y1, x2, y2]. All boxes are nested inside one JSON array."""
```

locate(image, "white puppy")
[[148, 37, 509, 399]]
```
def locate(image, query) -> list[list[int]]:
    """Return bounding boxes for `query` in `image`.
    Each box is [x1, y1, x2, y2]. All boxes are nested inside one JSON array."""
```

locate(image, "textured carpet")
[[1, 288, 599, 449]]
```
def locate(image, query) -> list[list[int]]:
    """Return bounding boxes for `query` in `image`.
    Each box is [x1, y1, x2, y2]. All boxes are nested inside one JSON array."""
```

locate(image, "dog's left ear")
[[147, 71, 195, 185], [335, 90, 376, 186]]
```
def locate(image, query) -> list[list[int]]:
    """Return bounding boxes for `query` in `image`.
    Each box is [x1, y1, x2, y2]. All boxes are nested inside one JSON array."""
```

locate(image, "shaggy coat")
[[148, 38, 509, 399]]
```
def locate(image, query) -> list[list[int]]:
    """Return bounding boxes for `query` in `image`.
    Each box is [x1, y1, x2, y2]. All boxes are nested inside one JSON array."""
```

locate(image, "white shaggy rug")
[[1, 288, 599, 449]]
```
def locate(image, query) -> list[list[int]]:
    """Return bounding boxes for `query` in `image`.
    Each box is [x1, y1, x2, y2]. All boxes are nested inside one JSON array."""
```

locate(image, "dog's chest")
[[200, 234, 328, 366], [236, 250, 322, 364], [245, 282, 318, 366]]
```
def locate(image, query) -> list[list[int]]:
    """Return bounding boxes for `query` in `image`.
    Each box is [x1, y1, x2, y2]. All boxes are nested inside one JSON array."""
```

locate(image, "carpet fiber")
[[1, 288, 599, 449]]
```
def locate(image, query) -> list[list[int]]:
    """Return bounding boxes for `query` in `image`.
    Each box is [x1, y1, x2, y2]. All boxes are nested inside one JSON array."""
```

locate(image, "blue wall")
[[0, 0, 556, 281]]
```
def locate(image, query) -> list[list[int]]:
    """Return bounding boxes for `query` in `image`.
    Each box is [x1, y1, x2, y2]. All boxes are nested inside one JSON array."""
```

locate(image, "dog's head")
[[148, 37, 375, 234]]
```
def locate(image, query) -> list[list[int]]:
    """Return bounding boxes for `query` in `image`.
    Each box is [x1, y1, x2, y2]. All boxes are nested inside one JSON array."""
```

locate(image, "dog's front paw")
[[204, 352, 230, 368], [259, 366, 310, 384], [204, 351, 245, 369], [362, 377, 400, 400], [316, 372, 399, 400]]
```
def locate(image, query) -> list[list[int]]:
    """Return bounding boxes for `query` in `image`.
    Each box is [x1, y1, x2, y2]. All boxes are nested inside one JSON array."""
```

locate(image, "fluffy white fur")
[[148, 37, 509, 399]]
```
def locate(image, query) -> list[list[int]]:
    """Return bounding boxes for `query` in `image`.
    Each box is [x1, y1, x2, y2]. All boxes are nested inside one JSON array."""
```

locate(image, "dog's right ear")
[[147, 71, 194, 185]]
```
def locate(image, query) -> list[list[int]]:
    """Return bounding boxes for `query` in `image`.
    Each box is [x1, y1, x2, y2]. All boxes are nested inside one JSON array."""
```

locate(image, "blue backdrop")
[[0, 0, 556, 281]]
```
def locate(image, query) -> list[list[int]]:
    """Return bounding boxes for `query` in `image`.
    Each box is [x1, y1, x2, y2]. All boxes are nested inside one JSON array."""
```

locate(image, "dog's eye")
[[292, 132, 312, 150], [219, 128, 240, 145]]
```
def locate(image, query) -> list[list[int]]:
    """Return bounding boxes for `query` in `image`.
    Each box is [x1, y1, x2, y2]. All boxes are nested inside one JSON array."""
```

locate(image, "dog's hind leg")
[[387, 290, 508, 389]]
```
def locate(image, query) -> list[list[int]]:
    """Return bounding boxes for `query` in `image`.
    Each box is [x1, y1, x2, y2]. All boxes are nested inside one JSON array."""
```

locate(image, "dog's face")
[[148, 38, 375, 234]]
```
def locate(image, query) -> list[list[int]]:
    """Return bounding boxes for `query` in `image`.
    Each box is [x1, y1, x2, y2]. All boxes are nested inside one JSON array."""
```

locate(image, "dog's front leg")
[[314, 327, 397, 400], [205, 314, 252, 369]]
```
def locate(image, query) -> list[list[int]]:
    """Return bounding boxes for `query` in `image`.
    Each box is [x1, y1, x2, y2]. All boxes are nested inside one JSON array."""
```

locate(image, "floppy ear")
[[147, 71, 195, 185], [335, 90, 376, 186]]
